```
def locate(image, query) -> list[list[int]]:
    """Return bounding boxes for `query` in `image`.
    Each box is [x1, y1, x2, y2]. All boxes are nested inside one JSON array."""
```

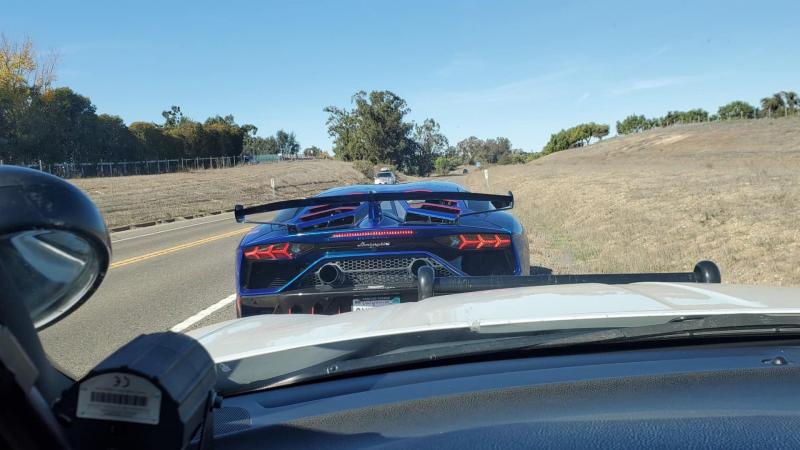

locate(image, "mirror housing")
[[0, 166, 111, 330]]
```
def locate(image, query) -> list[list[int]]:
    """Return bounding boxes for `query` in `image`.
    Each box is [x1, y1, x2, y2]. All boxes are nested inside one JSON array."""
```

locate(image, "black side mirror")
[[0, 166, 110, 330]]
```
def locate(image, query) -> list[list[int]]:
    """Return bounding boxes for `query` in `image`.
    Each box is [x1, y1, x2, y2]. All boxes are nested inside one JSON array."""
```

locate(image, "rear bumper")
[[237, 286, 419, 317]]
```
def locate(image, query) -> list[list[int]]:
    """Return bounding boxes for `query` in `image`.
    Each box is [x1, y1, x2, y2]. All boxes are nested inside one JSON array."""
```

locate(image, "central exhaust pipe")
[[318, 263, 343, 285]]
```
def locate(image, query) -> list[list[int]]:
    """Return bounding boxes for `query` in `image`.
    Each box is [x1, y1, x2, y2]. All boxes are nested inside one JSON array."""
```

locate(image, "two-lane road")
[[40, 213, 253, 377]]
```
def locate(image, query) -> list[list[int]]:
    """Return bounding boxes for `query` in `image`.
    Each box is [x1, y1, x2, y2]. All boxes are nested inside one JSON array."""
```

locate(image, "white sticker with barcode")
[[77, 372, 161, 425], [352, 297, 401, 311]]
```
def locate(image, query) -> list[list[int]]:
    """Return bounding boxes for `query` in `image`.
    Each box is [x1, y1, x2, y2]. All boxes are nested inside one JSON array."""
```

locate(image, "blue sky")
[[3, 0, 799, 151]]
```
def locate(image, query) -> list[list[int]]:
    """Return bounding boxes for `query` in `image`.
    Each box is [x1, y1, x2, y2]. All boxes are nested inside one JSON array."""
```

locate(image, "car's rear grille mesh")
[[268, 277, 287, 288], [299, 256, 455, 288], [338, 258, 412, 271]]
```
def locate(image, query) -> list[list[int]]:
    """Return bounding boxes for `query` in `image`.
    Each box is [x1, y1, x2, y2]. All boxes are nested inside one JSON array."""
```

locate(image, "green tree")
[[95, 114, 139, 161], [0, 35, 57, 163], [434, 155, 457, 175], [780, 91, 799, 116], [411, 118, 448, 176], [542, 129, 572, 154], [542, 122, 610, 155], [717, 101, 756, 120], [592, 123, 610, 141], [498, 149, 532, 165], [303, 145, 323, 157], [325, 90, 414, 171], [658, 109, 708, 126], [276, 129, 300, 155], [19, 87, 100, 163], [202, 115, 250, 157], [616, 114, 651, 135], [0, 35, 56, 91], [482, 137, 512, 163], [760, 94, 784, 118], [161, 105, 183, 128], [128, 122, 177, 160], [454, 136, 483, 164], [453, 136, 514, 165], [166, 119, 205, 158], [244, 135, 278, 155], [683, 109, 709, 123]]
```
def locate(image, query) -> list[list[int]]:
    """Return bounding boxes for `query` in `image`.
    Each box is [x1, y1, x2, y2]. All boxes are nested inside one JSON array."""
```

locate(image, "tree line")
[[616, 91, 800, 136], [0, 36, 307, 165], [541, 123, 609, 155], [541, 90, 799, 157]]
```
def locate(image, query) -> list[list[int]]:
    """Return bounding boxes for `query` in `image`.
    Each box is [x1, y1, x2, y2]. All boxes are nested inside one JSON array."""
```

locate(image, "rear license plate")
[[352, 297, 401, 311]]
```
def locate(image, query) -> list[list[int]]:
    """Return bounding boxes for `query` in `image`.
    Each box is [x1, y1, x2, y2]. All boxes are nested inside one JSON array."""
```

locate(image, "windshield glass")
[[8, 2, 797, 391]]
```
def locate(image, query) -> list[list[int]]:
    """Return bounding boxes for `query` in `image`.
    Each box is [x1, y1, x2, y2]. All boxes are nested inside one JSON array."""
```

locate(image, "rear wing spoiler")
[[234, 191, 514, 224], [417, 261, 722, 300]]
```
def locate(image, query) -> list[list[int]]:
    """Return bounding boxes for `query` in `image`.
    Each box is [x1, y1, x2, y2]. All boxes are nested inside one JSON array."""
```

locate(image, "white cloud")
[[647, 44, 670, 60], [609, 75, 706, 96], [435, 56, 486, 78], [59, 42, 147, 56], [437, 68, 577, 105]]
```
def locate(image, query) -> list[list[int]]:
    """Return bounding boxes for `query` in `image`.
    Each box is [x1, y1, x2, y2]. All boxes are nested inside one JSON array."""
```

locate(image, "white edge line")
[[171, 294, 237, 333], [111, 215, 232, 243]]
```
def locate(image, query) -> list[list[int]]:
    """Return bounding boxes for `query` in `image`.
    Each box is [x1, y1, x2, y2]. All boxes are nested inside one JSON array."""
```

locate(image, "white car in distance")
[[374, 170, 397, 185]]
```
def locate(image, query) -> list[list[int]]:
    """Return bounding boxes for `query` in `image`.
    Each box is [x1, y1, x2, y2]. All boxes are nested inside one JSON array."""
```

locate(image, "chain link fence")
[[3, 154, 318, 179]]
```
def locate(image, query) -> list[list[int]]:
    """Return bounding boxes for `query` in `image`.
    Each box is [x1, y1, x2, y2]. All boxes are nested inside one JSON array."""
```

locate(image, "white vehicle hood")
[[189, 283, 800, 363]]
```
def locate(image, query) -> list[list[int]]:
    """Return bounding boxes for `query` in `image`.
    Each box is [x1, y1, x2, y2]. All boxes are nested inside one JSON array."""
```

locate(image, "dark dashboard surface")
[[210, 341, 800, 449]]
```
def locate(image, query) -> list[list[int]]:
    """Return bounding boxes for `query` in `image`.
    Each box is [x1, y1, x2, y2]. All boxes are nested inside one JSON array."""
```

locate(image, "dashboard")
[[209, 340, 800, 449]]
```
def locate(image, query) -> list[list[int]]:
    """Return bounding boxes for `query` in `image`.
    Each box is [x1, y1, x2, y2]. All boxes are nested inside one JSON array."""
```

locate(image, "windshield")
[[6, 3, 797, 391]]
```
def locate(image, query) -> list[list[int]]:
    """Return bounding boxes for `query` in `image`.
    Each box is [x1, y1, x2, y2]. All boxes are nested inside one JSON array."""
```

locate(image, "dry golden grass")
[[443, 118, 800, 286], [70, 160, 368, 229]]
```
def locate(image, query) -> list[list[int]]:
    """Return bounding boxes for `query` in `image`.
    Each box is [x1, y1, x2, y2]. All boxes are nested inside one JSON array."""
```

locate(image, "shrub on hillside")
[[352, 160, 375, 179], [497, 153, 531, 165], [434, 156, 458, 174]]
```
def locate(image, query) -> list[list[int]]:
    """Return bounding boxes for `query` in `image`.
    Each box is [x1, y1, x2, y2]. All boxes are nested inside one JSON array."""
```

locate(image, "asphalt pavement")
[[39, 213, 253, 377]]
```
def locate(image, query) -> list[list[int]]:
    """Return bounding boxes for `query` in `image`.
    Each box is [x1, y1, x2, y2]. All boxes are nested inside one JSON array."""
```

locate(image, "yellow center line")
[[110, 227, 252, 269]]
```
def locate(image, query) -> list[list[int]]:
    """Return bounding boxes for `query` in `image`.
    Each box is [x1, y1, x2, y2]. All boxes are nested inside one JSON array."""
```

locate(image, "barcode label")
[[77, 373, 161, 424], [90, 391, 148, 407]]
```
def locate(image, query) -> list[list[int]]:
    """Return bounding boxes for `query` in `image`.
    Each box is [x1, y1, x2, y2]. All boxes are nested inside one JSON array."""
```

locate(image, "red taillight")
[[243, 242, 313, 260], [456, 234, 511, 250], [243, 242, 293, 260], [331, 229, 415, 238]]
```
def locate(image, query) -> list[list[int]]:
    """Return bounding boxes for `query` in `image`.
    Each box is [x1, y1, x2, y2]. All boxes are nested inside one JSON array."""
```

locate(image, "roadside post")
[[484, 169, 489, 189], [271, 178, 276, 197]]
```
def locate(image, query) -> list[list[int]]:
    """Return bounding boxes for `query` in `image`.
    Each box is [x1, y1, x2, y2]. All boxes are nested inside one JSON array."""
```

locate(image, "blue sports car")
[[233, 181, 528, 316]]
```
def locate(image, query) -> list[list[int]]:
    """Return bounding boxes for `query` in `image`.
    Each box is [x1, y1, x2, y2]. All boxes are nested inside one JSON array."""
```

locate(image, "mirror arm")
[[0, 280, 69, 404]]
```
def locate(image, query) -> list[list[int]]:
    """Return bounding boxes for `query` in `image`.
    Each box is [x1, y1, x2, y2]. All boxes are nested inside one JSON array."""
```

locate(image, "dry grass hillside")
[[71, 160, 368, 228], [445, 118, 800, 286]]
